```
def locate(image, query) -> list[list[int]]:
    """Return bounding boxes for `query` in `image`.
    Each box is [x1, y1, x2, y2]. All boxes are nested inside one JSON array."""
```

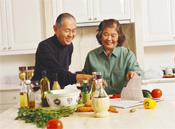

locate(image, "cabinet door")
[[142, 0, 175, 46], [3, 0, 45, 51], [52, 0, 93, 24], [93, 0, 131, 22], [0, 0, 8, 51]]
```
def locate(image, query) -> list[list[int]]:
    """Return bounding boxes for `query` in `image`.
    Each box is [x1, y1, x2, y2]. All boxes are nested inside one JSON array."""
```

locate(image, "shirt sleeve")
[[126, 50, 144, 79], [36, 42, 76, 87]]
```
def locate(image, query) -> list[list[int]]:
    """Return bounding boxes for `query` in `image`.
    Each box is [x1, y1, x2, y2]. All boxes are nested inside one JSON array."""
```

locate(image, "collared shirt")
[[32, 35, 77, 89], [82, 46, 144, 94]]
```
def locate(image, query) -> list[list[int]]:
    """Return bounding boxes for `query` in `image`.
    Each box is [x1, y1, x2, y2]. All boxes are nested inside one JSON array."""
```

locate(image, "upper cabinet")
[[0, 0, 45, 55], [142, 0, 175, 46], [51, 0, 134, 27]]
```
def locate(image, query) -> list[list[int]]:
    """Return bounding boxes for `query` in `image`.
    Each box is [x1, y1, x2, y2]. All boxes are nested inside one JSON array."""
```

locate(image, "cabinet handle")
[[88, 18, 92, 21], [13, 97, 16, 99], [94, 18, 97, 20], [8, 47, 11, 49], [3, 47, 6, 50]]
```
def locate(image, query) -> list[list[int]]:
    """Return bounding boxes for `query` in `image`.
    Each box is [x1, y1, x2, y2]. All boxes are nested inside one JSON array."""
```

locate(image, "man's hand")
[[126, 71, 138, 81], [76, 74, 108, 87], [76, 74, 92, 82]]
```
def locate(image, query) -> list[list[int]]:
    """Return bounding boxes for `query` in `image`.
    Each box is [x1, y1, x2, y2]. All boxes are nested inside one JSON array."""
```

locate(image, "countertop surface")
[[0, 101, 175, 129]]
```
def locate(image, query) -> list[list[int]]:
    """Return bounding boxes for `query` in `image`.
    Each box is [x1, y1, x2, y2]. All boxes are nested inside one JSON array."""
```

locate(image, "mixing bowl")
[[45, 89, 81, 107]]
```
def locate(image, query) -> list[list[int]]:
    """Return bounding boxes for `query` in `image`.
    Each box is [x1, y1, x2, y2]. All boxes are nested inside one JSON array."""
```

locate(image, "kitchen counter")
[[0, 101, 175, 129]]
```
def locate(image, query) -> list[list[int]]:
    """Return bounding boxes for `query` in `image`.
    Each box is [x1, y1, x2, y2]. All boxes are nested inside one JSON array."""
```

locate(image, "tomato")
[[46, 119, 63, 129], [109, 94, 121, 99], [151, 89, 162, 98]]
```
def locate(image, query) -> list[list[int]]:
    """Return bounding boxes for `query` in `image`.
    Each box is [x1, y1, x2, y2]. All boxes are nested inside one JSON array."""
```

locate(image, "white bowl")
[[45, 89, 81, 107]]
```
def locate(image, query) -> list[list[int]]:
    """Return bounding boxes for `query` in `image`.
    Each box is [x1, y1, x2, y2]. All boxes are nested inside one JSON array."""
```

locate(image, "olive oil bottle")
[[40, 70, 50, 107], [90, 72, 96, 98], [19, 81, 28, 107], [52, 73, 61, 90]]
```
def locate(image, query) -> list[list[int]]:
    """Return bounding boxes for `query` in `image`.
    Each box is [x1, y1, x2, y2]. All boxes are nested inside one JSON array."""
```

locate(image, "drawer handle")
[[88, 18, 92, 21], [13, 97, 16, 99]]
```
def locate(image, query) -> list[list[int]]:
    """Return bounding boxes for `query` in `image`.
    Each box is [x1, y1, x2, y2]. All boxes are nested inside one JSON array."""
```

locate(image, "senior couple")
[[32, 13, 144, 95]]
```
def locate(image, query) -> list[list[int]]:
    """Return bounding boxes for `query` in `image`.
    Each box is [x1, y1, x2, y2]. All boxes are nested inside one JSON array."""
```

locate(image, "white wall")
[[144, 45, 175, 71]]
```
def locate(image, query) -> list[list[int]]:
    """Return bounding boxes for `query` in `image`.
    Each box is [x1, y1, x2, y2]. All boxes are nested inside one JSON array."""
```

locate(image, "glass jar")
[[27, 66, 35, 80], [19, 66, 27, 82]]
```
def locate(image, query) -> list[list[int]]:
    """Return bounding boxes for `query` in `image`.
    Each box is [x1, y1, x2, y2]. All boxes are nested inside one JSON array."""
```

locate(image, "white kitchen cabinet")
[[0, 85, 20, 113], [142, 0, 175, 46], [0, 0, 45, 56], [51, 0, 134, 27]]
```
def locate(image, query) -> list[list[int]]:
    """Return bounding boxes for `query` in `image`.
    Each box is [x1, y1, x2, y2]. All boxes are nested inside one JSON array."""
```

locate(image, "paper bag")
[[121, 76, 144, 101]]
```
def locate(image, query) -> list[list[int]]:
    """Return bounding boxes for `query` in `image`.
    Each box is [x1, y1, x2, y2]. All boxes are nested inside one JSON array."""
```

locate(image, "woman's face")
[[101, 27, 118, 52]]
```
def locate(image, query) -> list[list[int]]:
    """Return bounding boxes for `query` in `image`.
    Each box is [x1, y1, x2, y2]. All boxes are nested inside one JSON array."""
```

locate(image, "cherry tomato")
[[110, 94, 121, 99], [151, 89, 162, 98], [46, 119, 63, 129]]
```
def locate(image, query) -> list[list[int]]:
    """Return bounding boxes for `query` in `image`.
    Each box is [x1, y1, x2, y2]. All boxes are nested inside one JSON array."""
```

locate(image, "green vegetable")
[[15, 104, 84, 128], [46, 90, 53, 94], [142, 89, 152, 98]]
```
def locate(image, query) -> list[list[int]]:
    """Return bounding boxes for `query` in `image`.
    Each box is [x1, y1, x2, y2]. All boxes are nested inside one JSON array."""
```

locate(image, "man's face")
[[54, 18, 76, 46]]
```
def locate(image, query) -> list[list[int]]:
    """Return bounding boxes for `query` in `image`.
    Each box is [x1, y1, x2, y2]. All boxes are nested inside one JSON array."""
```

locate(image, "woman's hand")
[[126, 71, 138, 81], [102, 79, 108, 87]]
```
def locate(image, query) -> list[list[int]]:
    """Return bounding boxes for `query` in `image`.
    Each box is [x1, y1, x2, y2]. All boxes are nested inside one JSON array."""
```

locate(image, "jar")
[[19, 66, 27, 82], [27, 66, 35, 80]]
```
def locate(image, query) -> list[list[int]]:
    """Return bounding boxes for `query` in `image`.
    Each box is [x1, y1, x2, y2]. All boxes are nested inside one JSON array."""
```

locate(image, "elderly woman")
[[82, 19, 144, 94]]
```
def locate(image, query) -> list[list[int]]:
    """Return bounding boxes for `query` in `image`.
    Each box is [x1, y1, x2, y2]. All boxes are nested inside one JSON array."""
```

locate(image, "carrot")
[[108, 106, 119, 113], [77, 107, 94, 112], [85, 102, 92, 107]]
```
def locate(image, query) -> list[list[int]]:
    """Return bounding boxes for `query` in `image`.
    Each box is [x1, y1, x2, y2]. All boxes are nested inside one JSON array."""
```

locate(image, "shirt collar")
[[98, 46, 120, 57], [53, 34, 67, 48]]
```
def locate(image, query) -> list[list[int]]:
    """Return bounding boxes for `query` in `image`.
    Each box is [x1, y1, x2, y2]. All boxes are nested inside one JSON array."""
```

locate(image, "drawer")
[[0, 89, 20, 105]]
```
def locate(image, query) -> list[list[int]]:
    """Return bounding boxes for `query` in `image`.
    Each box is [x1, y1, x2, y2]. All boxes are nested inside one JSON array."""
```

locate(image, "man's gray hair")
[[56, 13, 76, 28]]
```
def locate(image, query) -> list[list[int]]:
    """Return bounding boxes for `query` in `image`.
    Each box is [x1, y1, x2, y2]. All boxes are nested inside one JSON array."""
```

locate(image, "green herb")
[[46, 90, 53, 94], [15, 104, 84, 128]]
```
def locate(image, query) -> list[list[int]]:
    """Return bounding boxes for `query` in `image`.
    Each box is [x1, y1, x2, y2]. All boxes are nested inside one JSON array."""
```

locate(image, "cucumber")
[[142, 89, 152, 98]]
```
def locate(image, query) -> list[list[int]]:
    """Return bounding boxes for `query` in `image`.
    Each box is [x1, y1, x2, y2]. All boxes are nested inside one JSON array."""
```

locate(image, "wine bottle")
[[52, 73, 61, 90], [82, 80, 90, 104], [40, 70, 50, 107]]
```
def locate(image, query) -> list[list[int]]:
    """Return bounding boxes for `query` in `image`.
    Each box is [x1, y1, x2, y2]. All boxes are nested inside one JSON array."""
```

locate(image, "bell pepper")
[[143, 98, 156, 109]]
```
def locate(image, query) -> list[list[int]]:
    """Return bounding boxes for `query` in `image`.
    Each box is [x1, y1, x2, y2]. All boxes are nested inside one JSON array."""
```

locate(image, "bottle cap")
[[92, 72, 96, 75], [19, 66, 26, 72], [27, 66, 35, 70], [83, 80, 88, 83]]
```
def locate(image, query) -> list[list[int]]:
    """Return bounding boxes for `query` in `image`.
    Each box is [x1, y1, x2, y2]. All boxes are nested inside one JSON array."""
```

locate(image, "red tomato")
[[151, 89, 162, 98], [46, 119, 63, 129], [110, 94, 121, 99]]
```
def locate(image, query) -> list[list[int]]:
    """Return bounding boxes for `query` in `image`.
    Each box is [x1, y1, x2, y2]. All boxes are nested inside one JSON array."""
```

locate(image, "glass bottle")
[[82, 80, 90, 104], [19, 80, 28, 108], [52, 73, 61, 90], [90, 72, 96, 98], [26, 80, 35, 108], [40, 70, 50, 107], [92, 72, 109, 118]]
